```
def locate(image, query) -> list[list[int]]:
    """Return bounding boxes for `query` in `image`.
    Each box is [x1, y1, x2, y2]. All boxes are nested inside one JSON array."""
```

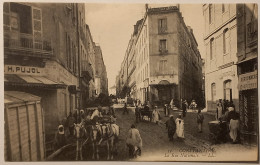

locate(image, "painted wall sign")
[[238, 71, 257, 90], [4, 65, 44, 75]]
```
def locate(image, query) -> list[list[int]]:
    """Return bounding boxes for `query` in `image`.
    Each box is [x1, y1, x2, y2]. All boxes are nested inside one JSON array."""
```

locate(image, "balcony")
[[4, 31, 53, 58]]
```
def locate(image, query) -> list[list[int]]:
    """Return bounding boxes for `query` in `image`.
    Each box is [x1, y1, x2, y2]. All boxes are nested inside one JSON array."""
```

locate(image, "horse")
[[74, 122, 88, 161], [85, 124, 102, 160], [99, 123, 120, 160]]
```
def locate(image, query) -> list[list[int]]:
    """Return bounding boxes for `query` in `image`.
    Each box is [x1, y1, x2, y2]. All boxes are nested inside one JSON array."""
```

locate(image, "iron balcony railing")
[[4, 31, 53, 58]]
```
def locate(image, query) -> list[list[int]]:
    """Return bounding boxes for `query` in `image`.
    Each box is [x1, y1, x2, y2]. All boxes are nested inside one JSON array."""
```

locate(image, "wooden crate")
[[5, 91, 45, 161]]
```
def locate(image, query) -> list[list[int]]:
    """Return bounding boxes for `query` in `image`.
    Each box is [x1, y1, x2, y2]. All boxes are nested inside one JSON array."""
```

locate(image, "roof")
[[4, 91, 41, 104]]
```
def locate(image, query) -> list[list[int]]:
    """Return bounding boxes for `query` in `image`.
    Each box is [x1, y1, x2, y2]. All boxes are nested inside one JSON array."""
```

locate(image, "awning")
[[5, 91, 41, 105], [5, 74, 66, 89]]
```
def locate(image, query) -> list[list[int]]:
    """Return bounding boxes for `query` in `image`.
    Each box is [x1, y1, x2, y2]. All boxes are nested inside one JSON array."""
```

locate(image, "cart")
[[208, 120, 229, 144]]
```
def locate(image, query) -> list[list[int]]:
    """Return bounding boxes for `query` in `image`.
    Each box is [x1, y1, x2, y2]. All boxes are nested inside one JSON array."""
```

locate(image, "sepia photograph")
[[2, 0, 259, 163]]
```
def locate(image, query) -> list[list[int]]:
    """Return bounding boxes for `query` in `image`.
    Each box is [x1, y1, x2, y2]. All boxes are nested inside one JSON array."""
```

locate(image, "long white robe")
[[229, 119, 239, 142], [152, 109, 160, 123], [175, 118, 184, 138]]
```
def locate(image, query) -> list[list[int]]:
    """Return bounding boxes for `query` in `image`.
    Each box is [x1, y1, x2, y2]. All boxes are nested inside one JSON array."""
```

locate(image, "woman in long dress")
[[175, 114, 184, 139], [152, 106, 160, 124]]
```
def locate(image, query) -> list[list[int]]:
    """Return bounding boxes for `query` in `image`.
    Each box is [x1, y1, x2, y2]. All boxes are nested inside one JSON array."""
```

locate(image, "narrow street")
[[47, 104, 257, 161]]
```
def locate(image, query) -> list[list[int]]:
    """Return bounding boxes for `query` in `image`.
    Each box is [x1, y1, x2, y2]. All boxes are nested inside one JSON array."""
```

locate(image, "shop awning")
[[4, 74, 66, 89]]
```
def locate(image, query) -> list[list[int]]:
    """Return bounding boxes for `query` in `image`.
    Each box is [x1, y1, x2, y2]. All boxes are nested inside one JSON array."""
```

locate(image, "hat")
[[169, 115, 173, 118], [58, 125, 64, 135]]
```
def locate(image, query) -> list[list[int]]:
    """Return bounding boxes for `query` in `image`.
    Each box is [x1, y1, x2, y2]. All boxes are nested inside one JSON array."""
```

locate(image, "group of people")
[[215, 99, 240, 143], [54, 105, 116, 150], [165, 114, 185, 141]]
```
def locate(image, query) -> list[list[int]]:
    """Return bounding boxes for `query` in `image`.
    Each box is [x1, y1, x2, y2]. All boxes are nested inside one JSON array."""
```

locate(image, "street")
[[49, 104, 242, 161]]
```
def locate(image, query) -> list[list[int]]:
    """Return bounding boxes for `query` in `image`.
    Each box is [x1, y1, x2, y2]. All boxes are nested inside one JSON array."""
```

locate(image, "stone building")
[[203, 4, 238, 112], [236, 4, 258, 145], [116, 5, 203, 107], [3, 3, 98, 137], [94, 44, 108, 96]]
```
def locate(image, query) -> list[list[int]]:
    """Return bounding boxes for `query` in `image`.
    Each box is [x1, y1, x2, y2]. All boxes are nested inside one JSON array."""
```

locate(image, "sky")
[[85, 3, 204, 89]]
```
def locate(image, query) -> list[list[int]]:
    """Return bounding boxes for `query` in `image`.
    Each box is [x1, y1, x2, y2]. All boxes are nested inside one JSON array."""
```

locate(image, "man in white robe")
[[175, 114, 184, 139]]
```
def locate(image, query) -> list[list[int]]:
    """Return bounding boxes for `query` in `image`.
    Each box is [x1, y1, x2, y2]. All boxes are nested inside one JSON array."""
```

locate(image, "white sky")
[[85, 4, 204, 89]]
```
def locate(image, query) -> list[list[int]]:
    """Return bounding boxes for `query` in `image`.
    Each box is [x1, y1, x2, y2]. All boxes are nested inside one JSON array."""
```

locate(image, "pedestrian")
[[182, 100, 187, 117], [175, 114, 184, 139], [123, 102, 128, 115], [152, 106, 160, 124], [126, 124, 142, 159], [197, 109, 204, 133], [229, 112, 239, 143], [54, 125, 67, 150], [216, 99, 223, 120], [169, 99, 174, 110], [165, 115, 176, 141], [164, 104, 168, 117], [67, 112, 75, 136], [135, 105, 140, 123]]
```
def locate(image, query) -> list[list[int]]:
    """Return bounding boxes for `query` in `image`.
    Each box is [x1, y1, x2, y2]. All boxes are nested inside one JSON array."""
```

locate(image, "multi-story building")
[[236, 4, 258, 145], [94, 44, 108, 96], [85, 24, 96, 100], [116, 5, 203, 107], [203, 4, 238, 112], [3, 3, 101, 137]]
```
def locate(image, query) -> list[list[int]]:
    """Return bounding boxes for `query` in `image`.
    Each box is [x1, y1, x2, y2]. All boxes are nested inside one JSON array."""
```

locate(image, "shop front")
[[238, 68, 258, 145]]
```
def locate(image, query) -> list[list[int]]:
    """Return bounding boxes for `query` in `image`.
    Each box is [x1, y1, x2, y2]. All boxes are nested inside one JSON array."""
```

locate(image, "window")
[[210, 38, 214, 60], [159, 60, 167, 75], [223, 28, 229, 54], [158, 18, 167, 33], [211, 83, 216, 101], [159, 39, 167, 53], [209, 4, 213, 24], [224, 80, 232, 101]]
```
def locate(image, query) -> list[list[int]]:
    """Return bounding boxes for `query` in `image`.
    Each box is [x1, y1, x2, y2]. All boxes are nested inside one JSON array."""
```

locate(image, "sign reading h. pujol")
[[4, 65, 44, 76]]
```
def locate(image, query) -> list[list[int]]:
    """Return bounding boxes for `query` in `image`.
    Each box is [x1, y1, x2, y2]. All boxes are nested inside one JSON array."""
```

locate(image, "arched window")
[[211, 83, 216, 101], [210, 38, 214, 60], [223, 28, 229, 54], [224, 80, 232, 101]]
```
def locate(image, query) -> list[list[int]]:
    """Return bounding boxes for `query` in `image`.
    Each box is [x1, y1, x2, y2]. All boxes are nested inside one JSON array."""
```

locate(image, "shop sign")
[[238, 71, 257, 90], [4, 65, 44, 75]]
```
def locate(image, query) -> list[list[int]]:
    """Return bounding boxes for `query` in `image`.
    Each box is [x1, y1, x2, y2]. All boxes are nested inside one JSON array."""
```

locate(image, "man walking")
[[165, 115, 176, 141], [126, 124, 142, 159], [135, 105, 141, 123], [182, 100, 187, 117], [197, 110, 204, 133]]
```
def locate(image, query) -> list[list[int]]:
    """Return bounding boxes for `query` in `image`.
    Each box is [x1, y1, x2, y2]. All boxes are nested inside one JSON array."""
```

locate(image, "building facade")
[[3, 3, 105, 137], [236, 4, 258, 145], [116, 6, 203, 107], [94, 44, 108, 96], [203, 4, 239, 112]]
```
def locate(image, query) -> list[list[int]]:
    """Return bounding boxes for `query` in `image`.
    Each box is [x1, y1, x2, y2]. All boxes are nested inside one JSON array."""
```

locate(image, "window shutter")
[[32, 7, 42, 49]]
